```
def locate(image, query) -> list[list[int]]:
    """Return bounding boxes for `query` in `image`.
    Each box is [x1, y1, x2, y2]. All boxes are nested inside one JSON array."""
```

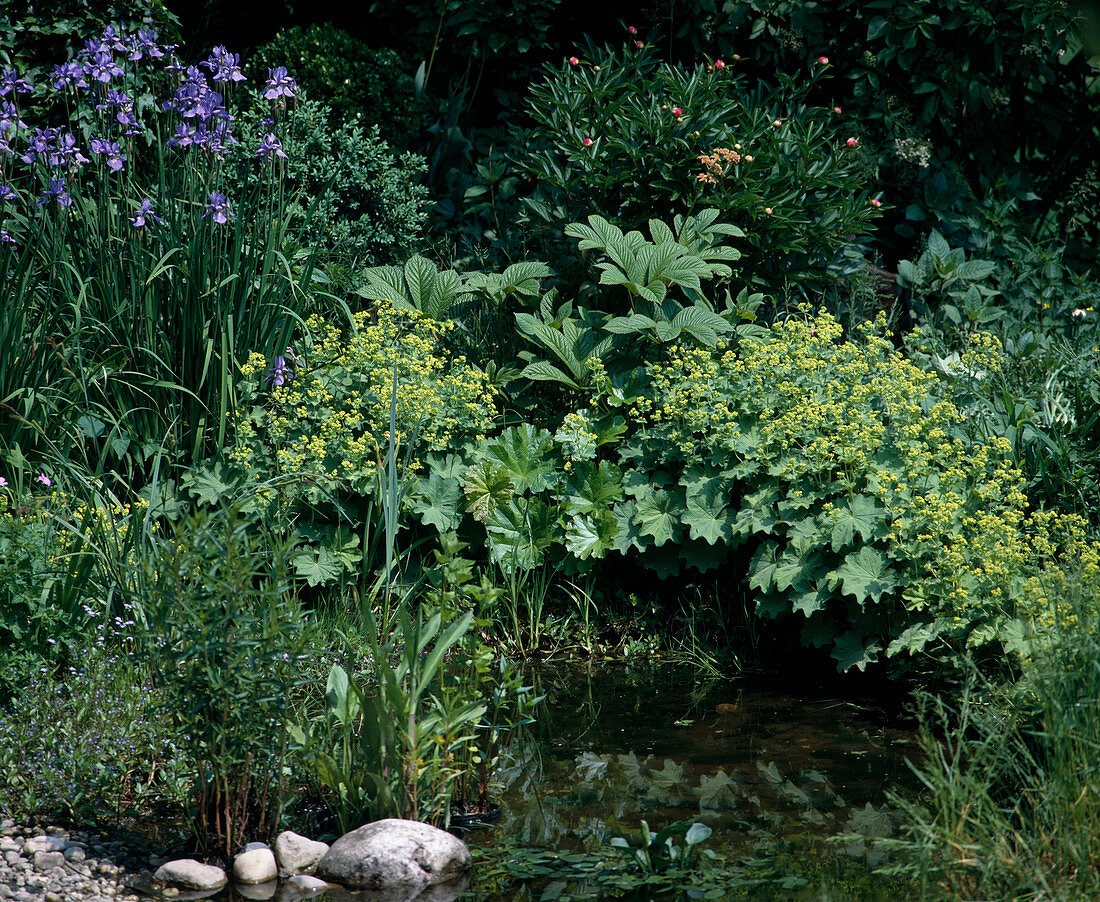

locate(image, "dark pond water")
[[458, 662, 921, 901]]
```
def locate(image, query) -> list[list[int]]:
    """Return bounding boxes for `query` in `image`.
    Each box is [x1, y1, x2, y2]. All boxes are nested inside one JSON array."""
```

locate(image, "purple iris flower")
[[163, 53, 185, 77], [130, 199, 162, 229], [265, 356, 291, 386], [85, 51, 124, 84], [47, 131, 90, 168], [37, 178, 72, 208], [0, 70, 32, 96], [167, 123, 197, 148], [101, 26, 128, 52], [0, 184, 17, 202], [89, 137, 126, 171], [203, 192, 233, 224], [0, 230, 16, 245], [203, 46, 246, 85], [0, 102, 26, 130], [21, 127, 58, 164], [52, 61, 88, 90], [128, 28, 163, 61], [263, 67, 297, 101], [256, 133, 288, 160]]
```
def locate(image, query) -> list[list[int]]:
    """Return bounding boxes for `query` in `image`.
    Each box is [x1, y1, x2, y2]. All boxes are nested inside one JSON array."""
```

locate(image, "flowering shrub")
[[227, 301, 497, 586], [631, 311, 1096, 668], [492, 42, 879, 300]]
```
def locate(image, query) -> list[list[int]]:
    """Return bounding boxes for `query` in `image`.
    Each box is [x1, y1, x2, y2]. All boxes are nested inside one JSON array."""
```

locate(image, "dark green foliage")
[[138, 506, 312, 852], [248, 24, 420, 146], [481, 42, 879, 301], [230, 95, 428, 280]]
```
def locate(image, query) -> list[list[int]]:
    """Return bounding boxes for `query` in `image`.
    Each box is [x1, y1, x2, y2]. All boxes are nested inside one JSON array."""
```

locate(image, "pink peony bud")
[[764, 207, 773, 215], [568, 56, 579, 65], [635, 40, 644, 48], [628, 25, 638, 34], [714, 59, 725, 69], [672, 107, 682, 116], [870, 198, 881, 208], [817, 56, 829, 64], [846, 137, 858, 147], [833, 106, 842, 113], [582, 138, 593, 147]]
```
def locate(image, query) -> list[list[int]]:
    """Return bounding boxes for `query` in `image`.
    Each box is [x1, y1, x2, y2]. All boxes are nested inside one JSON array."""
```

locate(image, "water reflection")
[[465, 663, 918, 899]]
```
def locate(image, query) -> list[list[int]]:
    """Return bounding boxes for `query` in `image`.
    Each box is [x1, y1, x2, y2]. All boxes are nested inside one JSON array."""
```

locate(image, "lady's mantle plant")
[[634, 311, 1096, 669], [229, 300, 497, 587]]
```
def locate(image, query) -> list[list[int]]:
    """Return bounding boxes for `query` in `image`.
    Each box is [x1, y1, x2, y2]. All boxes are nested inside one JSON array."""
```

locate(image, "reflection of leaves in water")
[[779, 779, 811, 806], [698, 770, 739, 810], [617, 751, 651, 793], [845, 802, 894, 838], [840, 802, 896, 867], [757, 760, 783, 787], [646, 758, 689, 805], [575, 751, 610, 781]]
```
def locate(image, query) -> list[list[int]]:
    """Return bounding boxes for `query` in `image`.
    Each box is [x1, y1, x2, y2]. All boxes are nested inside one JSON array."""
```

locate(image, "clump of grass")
[[887, 577, 1100, 900]]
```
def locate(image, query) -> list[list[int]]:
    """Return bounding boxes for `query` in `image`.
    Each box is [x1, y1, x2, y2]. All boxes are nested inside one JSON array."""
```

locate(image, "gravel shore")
[[0, 818, 169, 902]]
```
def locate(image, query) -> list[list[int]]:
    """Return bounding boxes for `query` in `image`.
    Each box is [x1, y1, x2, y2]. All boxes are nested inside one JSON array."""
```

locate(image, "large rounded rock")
[[154, 859, 229, 891], [234, 846, 278, 884], [274, 831, 329, 876], [315, 819, 471, 890]]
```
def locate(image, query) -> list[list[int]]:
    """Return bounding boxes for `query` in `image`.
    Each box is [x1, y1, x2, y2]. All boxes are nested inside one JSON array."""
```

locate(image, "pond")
[[458, 662, 921, 901]]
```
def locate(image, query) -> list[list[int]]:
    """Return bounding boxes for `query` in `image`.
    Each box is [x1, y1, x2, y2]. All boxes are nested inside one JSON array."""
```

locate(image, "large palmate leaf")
[[749, 542, 781, 594], [486, 497, 555, 570], [483, 425, 557, 493], [463, 459, 513, 522], [292, 544, 344, 587], [565, 509, 619, 559], [683, 485, 736, 545], [830, 494, 887, 551], [633, 488, 686, 546], [564, 460, 624, 514], [356, 254, 466, 321], [832, 632, 883, 672], [413, 472, 464, 532], [828, 546, 898, 605]]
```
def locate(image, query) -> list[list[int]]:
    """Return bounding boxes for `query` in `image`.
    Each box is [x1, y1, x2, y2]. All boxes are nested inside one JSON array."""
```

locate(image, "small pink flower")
[[833, 106, 842, 113], [568, 56, 579, 66], [764, 207, 773, 215], [817, 56, 829, 64], [846, 137, 858, 147], [870, 198, 882, 208], [627, 25, 638, 35], [582, 137, 593, 147], [37, 473, 51, 487], [714, 59, 725, 69], [744, 155, 753, 162], [0, 477, 7, 488], [634, 40, 643, 48], [672, 107, 682, 116]]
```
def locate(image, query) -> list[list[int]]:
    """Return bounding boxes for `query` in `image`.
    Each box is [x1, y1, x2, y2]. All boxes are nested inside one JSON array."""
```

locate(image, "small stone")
[[45, 892, 62, 902], [34, 851, 65, 872], [24, 837, 66, 855], [0, 839, 19, 853], [233, 847, 277, 885], [63, 846, 86, 863], [154, 860, 228, 892], [274, 832, 329, 877]]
